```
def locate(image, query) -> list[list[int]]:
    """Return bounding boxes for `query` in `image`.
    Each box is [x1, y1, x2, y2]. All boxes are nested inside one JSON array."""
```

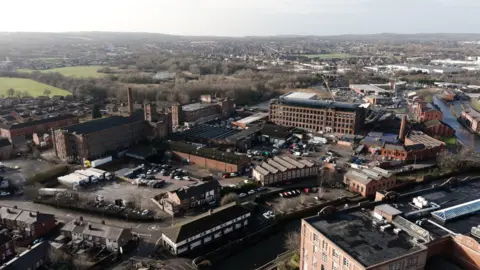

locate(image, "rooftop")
[[170, 180, 221, 201], [161, 202, 251, 243], [345, 166, 393, 185], [283, 92, 318, 100], [182, 102, 217, 112], [406, 131, 444, 148], [275, 92, 361, 112], [350, 84, 390, 94], [233, 112, 269, 125], [168, 141, 251, 165], [61, 111, 144, 135], [0, 114, 77, 130], [306, 211, 425, 267], [61, 220, 129, 241]]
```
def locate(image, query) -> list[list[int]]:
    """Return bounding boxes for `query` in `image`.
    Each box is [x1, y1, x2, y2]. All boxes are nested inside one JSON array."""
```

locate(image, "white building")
[[161, 202, 251, 255]]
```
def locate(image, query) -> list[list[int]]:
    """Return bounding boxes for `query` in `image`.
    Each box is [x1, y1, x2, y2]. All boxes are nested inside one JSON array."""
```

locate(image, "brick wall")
[[172, 151, 240, 173]]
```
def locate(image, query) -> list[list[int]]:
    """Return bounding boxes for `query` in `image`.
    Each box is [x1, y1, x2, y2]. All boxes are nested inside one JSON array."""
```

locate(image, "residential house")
[[161, 202, 251, 255], [0, 207, 22, 229], [60, 220, 132, 252], [161, 180, 221, 216], [14, 211, 55, 238]]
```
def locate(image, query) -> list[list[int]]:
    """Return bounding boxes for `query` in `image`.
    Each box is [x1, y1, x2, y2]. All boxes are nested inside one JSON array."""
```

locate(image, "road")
[[0, 199, 165, 243]]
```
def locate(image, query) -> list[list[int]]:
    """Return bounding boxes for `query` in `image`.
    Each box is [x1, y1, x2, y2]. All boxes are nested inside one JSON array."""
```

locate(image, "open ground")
[[0, 77, 71, 97], [18, 65, 106, 78]]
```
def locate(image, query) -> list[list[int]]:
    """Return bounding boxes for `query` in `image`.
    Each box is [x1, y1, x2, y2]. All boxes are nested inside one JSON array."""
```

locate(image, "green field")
[[18, 66, 105, 78], [0, 77, 71, 97], [299, 53, 352, 59]]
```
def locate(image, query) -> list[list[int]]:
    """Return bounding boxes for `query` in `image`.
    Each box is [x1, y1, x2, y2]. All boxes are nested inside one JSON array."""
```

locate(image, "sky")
[[1, 0, 480, 36]]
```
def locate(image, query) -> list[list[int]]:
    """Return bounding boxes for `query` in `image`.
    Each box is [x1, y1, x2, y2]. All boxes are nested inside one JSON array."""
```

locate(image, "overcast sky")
[[1, 0, 479, 36]]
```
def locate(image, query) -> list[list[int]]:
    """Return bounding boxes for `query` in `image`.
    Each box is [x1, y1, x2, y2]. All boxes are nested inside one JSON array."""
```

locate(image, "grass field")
[[299, 53, 351, 59], [18, 66, 105, 78], [0, 77, 71, 97]]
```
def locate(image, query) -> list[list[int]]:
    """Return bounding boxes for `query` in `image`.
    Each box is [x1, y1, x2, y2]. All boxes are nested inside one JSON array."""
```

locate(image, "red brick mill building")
[[0, 114, 78, 145]]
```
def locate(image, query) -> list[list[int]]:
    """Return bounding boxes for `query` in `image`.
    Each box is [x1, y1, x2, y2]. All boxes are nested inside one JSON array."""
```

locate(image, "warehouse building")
[[171, 95, 235, 127], [269, 92, 366, 135], [169, 141, 251, 173], [232, 112, 269, 129], [343, 166, 396, 197], [252, 156, 319, 186]]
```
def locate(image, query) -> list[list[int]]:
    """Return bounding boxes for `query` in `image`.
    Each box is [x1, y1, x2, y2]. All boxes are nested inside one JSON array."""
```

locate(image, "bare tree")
[[284, 230, 301, 253], [220, 193, 239, 206], [277, 200, 289, 214]]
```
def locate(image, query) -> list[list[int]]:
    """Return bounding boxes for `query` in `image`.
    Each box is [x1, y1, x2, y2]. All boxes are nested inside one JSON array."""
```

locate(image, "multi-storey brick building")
[[52, 89, 172, 163], [52, 111, 149, 162], [0, 114, 78, 144], [269, 92, 366, 135], [301, 177, 480, 270], [460, 108, 480, 133], [171, 95, 235, 127]]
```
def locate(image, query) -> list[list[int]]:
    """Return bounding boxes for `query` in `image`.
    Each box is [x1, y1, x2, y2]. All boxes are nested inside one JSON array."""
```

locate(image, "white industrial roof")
[[284, 92, 317, 100]]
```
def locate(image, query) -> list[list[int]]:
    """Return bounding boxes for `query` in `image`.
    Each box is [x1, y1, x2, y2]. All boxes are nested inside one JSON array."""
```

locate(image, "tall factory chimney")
[[390, 80, 396, 91], [399, 115, 407, 141], [127, 87, 133, 115]]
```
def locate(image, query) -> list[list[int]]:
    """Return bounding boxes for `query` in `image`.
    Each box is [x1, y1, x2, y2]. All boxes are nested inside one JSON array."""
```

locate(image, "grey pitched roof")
[[61, 110, 144, 135], [162, 202, 251, 243], [170, 180, 221, 201]]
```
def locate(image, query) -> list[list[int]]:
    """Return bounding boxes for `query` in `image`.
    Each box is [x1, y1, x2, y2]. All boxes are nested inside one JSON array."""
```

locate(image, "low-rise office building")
[[343, 166, 395, 197], [252, 156, 319, 186], [161, 202, 251, 255]]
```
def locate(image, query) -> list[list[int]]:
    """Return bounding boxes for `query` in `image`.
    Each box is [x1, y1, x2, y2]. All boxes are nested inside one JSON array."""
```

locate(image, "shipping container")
[[38, 188, 68, 196]]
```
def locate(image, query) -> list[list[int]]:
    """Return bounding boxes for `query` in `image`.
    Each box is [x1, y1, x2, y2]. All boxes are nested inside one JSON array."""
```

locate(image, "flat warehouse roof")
[[284, 92, 317, 100], [306, 211, 424, 267]]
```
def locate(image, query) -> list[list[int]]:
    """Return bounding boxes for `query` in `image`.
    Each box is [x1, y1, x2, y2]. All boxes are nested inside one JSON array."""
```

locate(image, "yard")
[[17, 66, 106, 78], [0, 77, 71, 97]]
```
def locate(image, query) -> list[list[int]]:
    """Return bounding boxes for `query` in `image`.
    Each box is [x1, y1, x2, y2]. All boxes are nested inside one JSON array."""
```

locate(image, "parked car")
[[247, 189, 255, 195], [239, 193, 247, 198]]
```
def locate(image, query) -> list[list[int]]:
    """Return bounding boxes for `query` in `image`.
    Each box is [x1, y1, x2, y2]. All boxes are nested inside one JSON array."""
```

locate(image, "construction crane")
[[321, 75, 335, 102]]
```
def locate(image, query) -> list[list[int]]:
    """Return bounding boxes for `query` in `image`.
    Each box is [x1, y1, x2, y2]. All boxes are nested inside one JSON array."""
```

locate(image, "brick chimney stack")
[[399, 115, 407, 141], [127, 87, 133, 115]]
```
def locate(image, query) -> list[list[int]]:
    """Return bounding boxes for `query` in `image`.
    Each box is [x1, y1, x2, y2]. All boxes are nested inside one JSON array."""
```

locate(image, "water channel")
[[432, 96, 480, 152]]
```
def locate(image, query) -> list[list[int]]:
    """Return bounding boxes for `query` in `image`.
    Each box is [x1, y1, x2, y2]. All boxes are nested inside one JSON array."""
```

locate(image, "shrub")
[[26, 165, 68, 185]]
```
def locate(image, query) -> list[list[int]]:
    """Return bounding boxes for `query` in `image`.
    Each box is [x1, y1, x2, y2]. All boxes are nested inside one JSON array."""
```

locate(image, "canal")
[[213, 221, 300, 270], [433, 96, 480, 152]]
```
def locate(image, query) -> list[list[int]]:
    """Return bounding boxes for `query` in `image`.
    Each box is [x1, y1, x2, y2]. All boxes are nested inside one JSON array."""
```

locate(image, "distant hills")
[[2, 31, 480, 42]]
